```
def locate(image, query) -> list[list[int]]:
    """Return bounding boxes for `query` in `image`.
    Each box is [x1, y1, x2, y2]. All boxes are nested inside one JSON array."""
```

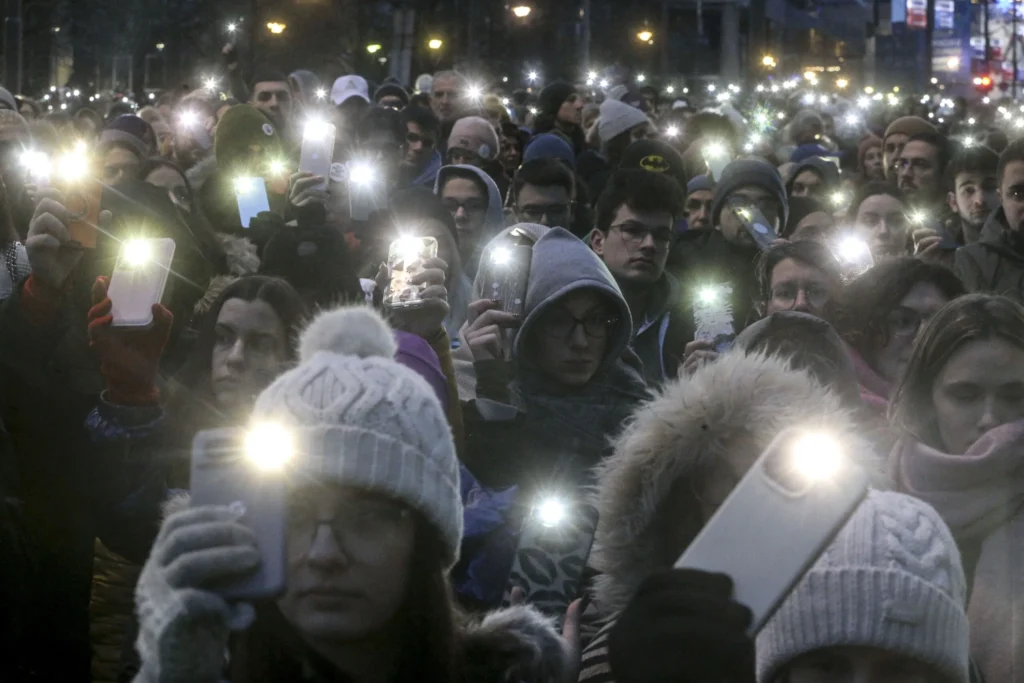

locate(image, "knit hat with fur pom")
[[251, 306, 463, 567]]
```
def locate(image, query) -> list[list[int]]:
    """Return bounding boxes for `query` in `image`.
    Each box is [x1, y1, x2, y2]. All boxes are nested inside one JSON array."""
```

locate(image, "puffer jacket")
[[577, 350, 884, 683], [955, 208, 1024, 303]]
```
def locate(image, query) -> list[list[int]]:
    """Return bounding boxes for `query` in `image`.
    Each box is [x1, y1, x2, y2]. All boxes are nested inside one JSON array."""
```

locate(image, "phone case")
[[475, 230, 535, 317], [349, 181, 386, 222], [693, 284, 736, 352], [299, 123, 336, 191], [234, 177, 271, 228], [502, 500, 599, 617], [386, 237, 439, 308], [727, 197, 779, 252], [108, 238, 176, 327], [704, 151, 729, 182], [62, 179, 103, 248], [832, 236, 874, 278], [190, 428, 287, 601], [675, 427, 870, 635]]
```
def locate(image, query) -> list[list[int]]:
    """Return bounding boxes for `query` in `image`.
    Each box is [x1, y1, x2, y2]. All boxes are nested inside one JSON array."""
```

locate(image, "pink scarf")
[[844, 343, 892, 415], [891, 421, 1024, 683]]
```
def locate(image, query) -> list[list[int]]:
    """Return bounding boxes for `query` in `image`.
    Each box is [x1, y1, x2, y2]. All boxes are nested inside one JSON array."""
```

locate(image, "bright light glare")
[[535, 497, 566, 528], [233, 177, 256, 195], [315, 88, 327, 100], [666, 85, 675, 94], [911, 209, 928, 224], [790, 432, 843, 481], [466, 84, 483, 100], [394, 235, 427, 263], [227, 22, 237, 33], [527, 71, 538, 82], [512, 5, 532, 18], [121, 239, 153, 268], [588, 70, 598, 80], [245, 423, 294, 471], [55, 151, 89, 183], [204, 77, 218, 91], [490, 246, 512, 266], [665, 125, 679, 138], [21, 150, 50, 179], [303, 119, 332, 141], [698, 286, 720, 305], [349, 162, 376, 187], [704, 141, 725, 158], [830, 191, 846, 208], [836, 235, 872, 264], [845, 113, 860, 126], [802, 93, 815, 105], [599, 79, 609, 89], [180, 110, 198, 128], [428, 38, 443, 50], [963, 136, 975, 148], [267, 159, 287, 176], [636, 73, 646, 83]]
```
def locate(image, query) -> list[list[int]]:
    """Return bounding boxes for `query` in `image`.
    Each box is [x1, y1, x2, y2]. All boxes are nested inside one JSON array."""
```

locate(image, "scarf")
[[845, 342, 892, 415]]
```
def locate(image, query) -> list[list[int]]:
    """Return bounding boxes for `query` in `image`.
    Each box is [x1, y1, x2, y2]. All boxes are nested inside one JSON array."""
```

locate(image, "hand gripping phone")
[[190, 426, 289, 601], [502, 494, 600, 618], [693, 283, 736, 352], [675, 427, 870, 635], [727, 196, 779, 252], [233, 177, 271, 228], [299, 120, 336, 192], [107, 238, 176, 327], [51, 146, 102, 248]]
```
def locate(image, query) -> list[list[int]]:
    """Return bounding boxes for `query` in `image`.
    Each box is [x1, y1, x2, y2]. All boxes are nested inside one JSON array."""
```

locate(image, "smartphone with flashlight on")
[[693, 283, 736, 352], [234, 177, 271, 228], [348, 162, 385, 221], [475, 228, 535, 356], [190, 426, 290, 601], [502, 494, 600, 618], [832, 234, 874, 279], [385, 236, 439, 308], [299, 120, 336, 192], [50, 146, 102, 248], [702, 142, 730, 182], [107, 237, 176, 327], [726, 196, 779, 252], [675, 427, 870, 635]]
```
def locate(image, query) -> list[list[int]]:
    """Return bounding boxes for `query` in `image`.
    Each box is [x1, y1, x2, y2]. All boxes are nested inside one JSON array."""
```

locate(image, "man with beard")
[[896, 131, 951, 216], [956, 138, 1024, 303], [945, 145, 999, 245], [249, 70, 294, 142]]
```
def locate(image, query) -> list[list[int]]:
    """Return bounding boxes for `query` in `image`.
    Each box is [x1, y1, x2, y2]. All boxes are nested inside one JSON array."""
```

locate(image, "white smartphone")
[[234, 177, 271, 228], [299, 121, 336, 191], [693, 283, 736, 352], [675, 427, 870, 635], [108, 237, 176, 327]]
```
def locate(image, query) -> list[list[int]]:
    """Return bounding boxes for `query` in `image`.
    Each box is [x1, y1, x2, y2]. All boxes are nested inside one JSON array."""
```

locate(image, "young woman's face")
[[784, 646, 938, 683], [531, 289, 616, 387], [872, 281, 949, 384], [278, 483, 416, 640], [932, 337, 1024, 454], [210, 298, 289, 414]]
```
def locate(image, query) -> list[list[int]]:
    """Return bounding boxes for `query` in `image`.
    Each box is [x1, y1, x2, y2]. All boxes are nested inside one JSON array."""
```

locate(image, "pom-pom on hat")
[[252, 306, 463, 567]]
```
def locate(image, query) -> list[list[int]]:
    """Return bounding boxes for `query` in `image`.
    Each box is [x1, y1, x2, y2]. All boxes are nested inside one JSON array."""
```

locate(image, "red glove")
[[87, 276, 173, 406]]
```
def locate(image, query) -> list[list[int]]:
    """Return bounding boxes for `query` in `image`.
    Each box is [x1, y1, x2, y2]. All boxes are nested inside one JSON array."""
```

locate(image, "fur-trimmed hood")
[[159, 494, 572, 683], [589, 351, 886, 615], [191, 233, 260, 317]]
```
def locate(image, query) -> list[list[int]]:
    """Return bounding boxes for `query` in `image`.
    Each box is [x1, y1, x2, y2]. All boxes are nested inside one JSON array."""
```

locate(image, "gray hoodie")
[[434, 164, 506, 279], [462, 226, 648, 488]]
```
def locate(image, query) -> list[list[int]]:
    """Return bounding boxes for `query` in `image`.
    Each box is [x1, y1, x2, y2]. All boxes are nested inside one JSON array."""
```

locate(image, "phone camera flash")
[[535, 497, 566, 528], [790, 432, 843, 482], [490, 246, 512, 266], [245, 423, 294, 471], [122, 239, 153, 268]]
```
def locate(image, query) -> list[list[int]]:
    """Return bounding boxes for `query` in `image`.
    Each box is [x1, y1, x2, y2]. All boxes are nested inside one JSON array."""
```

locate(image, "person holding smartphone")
[[890, 294, 1024, 683], [131, 305, 576, 683], [577, 342, 881, 683]]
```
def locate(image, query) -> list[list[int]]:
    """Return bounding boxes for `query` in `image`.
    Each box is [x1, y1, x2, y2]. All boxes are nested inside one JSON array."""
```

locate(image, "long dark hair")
[[229, 514, 462, 683], [833, 258, 966, 371], [890, 294, 1024, 450]]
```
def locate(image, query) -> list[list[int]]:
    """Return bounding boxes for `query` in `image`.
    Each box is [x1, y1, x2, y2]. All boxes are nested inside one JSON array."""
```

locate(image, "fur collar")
[[191, 234, 260, 317], [185, 155, 218, 193], [589, 350, 886, 615]]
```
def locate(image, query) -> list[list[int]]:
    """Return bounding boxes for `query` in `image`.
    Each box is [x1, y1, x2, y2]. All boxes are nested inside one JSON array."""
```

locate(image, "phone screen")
[[108, 238, 176, 327], [694, 284, 736, 352], [299, 121, 336, 191], [234, 177, 271, 228], [476, 228, 536, 317], [727, 196, 778, 252], [386, 236, 439, 308]]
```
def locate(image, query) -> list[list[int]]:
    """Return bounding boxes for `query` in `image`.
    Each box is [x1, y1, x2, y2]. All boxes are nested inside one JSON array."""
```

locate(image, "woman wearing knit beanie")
[[890, 294, 1024, 683], [131, 306, 577, 683]]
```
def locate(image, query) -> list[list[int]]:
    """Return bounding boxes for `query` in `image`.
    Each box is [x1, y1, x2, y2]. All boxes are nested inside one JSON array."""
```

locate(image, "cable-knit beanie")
[[757, 490, 969, 683], [884, 116, 937, 144], [251, 306, 463, 568], [711, 157, 789, 228]]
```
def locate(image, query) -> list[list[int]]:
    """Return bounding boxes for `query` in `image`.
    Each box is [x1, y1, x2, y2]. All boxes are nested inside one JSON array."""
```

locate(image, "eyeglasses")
[[541, 310, 619, 340], [442, 197, 487, 214], [287, 497, 411, 543], [770, 283, 831, 310], [886, 306, 930, 338], [610, 221, 673, 247], [405, 131, 436, 148], [519, 203, 572, 224], [255, 89, 291, 103]]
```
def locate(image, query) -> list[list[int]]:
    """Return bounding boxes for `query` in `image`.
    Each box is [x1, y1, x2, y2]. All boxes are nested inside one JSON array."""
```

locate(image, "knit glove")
[[88, 277, 174, 406], [134, 504, 261, 683], [608, 569, 755, 683]]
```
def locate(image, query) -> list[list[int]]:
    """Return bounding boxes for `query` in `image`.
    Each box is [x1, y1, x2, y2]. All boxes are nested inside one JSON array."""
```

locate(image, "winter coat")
[[578, 350, 883, 683], [434, 164, 509, 280], [628, 272, 691, 387], [892, 422, 1024, 683], [666, 228, 762, 336], [0, 241, 29, 301], [955, 207, 1024, 303]]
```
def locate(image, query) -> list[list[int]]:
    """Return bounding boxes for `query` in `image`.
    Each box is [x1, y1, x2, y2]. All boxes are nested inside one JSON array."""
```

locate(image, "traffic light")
[[973, 74, 994, 93]]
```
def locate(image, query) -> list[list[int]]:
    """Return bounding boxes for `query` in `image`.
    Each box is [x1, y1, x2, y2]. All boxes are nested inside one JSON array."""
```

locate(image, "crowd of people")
[[1, 48, 1024, 683]]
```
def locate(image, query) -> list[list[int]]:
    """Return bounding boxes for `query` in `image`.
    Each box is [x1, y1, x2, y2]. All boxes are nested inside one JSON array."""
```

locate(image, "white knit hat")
[[251, 306, 463, 568], [598, 99, 649, 143], [757, 491, 969, 683]]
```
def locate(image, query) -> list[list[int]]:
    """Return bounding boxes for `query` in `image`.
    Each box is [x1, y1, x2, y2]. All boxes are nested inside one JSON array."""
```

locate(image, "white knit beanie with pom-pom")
[[252, 305, 463, 568]]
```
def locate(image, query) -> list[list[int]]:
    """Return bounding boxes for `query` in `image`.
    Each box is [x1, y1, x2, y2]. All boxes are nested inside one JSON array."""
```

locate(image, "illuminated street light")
[[637, 29, 654, 42], [428, 38, 443, 50], [512, 5, 532, 18], [762, 55, 777, 68], [155, 43, 165, 51], [266, 22, 286, 34], [835, 78, 848, 89], [665, 85, 675, 94], [366, 44, 382, 54], [527, 70, 539, 82]]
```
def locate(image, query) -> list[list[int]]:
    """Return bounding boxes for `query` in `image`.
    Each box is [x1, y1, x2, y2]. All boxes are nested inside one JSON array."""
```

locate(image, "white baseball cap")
[[330, 75, 370, 106]]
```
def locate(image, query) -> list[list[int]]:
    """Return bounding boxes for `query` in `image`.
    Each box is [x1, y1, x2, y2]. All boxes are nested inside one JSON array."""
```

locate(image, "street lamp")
[[835, 78, 849, 89], [637, 29, 654, 43], [428, 38, 443, 50], [155, 43, 165, 51], [512, 5, 532, 18], [367, 44, 382, 54], [266, 22, 286, 34], [762, 55, 776, 68]]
